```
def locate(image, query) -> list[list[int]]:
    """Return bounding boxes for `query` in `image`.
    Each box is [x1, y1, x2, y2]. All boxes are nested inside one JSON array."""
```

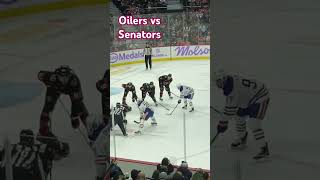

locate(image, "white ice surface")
[[0, 6, 106, 180], [110, 60, 210, 170]]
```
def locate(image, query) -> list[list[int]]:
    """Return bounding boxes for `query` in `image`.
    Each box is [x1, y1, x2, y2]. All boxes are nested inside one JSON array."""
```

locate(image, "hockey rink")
[[0, 5, 106, 179], [110, 60, 210, 169], [212, 0, 320, 179]]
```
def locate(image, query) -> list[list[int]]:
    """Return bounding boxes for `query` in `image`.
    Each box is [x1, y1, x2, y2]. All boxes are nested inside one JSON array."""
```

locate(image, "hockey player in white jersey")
[[135, 99, 157, 134], [214, 70, 270, 160], [176, 84, 195, 112], [86, 116, 108, 180]]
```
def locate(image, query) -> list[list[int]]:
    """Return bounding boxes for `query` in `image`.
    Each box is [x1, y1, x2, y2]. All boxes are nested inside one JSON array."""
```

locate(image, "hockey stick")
[[157, 102, 170, 111], [133, 120, 140, 124], [171, 92, 179, 98], [210, 106, 223, 115], [57, 99, 91, 147], [210, 132, 220, 146], [168, 102, 179, 115], [49, 112, 53, 180]]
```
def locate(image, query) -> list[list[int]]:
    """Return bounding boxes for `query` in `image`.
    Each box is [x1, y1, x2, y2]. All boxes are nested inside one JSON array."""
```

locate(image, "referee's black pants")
[[145, 55, 152, 69]]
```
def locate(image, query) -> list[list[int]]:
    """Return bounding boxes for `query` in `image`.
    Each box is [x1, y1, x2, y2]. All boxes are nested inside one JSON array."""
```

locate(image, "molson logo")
[[175, 46, 210, 56], [110, 50, 144, 63]]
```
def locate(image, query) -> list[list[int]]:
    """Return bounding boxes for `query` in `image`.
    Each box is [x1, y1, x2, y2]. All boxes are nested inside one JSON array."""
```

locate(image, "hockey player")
[[214, 70, 270, 160], [96, 69, 109, 125], [0, 129, 69, 180], [95, 69, 110, 180], [86, 116, 109, 180], [140, 82, 157, 106], [38, 65, 88, 137], [122, 82, 138, 104], [158, 74, 173, 101], [111, 102, 128, 136], [136, 99, 157, 134], [176, 84, 195, 112]]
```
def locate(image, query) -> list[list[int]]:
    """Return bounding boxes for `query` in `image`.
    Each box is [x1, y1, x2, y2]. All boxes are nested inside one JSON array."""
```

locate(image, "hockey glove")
[[71, 116, 80, 129], [178, 99, 182, 104], [217, 121, 228, 133]]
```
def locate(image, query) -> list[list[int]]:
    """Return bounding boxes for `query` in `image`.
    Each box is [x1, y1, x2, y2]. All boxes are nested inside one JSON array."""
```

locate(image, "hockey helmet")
[[20, 129, 34, 145], [149, 81, 154, 85], [176, 84, 183, 91], [116, 102, 121, 108], [214, 69, 226, 88], [55, 65, 73, 85], [55, 65, 73, 76], [168, 74, 172, 78], [137, 99, 143, 106], [127, 82, 133, 86]]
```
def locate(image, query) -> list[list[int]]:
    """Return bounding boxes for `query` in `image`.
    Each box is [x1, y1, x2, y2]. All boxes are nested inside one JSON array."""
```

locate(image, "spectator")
[[159, 171, 168, 180], [191, 170, 209, 180], [177, 161, 192, 180], [152, 170, 160, 180], [110, 160, 124, 180], [172, 172, 184, 180]]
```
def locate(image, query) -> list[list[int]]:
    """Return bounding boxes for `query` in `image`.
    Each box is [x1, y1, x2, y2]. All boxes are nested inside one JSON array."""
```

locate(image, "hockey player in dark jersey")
[[158, 74, 173, 101], [38, 65, 89, 138], [140, 82, 157, 106], [0, 129, 69, 180], [111, 102, 128, 136], [214, 69, 270, 160], [122, 82, 138, 105], [96, 69, 109, 126]]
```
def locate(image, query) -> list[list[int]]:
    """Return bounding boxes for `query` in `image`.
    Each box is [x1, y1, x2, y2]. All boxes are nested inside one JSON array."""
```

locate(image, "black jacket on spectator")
[[177, 167, 193, 180]]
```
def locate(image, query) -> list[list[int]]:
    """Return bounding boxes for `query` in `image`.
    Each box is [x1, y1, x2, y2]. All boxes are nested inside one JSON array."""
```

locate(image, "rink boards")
[[110, 45, 210, 67]]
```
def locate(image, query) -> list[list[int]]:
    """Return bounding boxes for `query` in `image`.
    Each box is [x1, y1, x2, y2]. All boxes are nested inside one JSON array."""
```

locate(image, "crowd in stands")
[[110, 11, 210, 52], [109, 157, 209, 180], [112, 0, 209, 16], [182, 0, 209, 7], [112, 0, 167, 15]]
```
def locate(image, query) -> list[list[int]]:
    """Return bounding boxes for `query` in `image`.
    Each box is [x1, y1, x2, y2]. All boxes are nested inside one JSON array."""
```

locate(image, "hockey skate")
[[151, 120, 157, 126], [231, 132, 248, 150], [189, 108, 194, 112], [253, 143, 270, 160], [182, 104, 187, 109], [160, 97, 163, 101], [134, 130, 142, 134]]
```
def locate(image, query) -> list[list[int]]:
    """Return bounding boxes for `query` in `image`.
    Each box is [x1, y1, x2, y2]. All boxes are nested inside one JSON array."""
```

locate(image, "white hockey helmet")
[[176, 83, 182, 91], [213, 69, 226, 88], [137, 99, 143, 106]]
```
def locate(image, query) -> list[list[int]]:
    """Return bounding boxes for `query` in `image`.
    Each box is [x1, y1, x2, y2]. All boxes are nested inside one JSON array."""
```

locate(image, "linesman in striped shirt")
[[143, 43, 152, 70], [214, 70, 270, 160]]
